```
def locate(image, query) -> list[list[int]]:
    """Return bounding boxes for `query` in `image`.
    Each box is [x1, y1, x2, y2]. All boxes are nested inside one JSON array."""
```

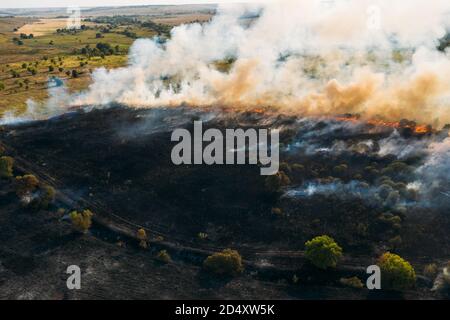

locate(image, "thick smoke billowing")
[[2, 0, 449, 206], [72, 0, 450, 126]]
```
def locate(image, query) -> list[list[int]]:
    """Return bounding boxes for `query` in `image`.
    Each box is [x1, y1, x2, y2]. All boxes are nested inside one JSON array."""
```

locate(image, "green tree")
[[35, 185, 55, 209], [203, 249, 244, 277], [70, 209, 94, 233], [305, 235, 343, 269], [264, 171, 291, 193], [378, 252, 416, 291], [14, 174, 39, 197], [0, 156, 14, 178], [137, 228, 148, 248], [156, 250, 171, 263]]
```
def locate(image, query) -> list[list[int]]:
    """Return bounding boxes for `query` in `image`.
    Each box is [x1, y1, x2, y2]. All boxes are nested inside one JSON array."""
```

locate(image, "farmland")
[[0, 6, 214, 116]]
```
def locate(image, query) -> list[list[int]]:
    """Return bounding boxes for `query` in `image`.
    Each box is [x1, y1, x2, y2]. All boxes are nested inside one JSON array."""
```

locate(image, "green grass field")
[[0, 17, 159, 115]]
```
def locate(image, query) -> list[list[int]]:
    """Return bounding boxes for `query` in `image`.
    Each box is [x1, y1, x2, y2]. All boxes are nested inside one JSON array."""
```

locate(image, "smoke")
[[377, 130, 429, 159], [414, 135, 450, 200], [69, 0, 450, 127], [283, 180, 413, 209], [0, 77, 71, 125]]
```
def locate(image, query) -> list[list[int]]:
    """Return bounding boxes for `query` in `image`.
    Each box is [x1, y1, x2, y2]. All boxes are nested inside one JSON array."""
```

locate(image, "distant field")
[[15, 18, 98, 36], [0, 17, 138, 114], [3, 4, 216, 18], [152, 13, 212, 26], [0, 6, 216, 116]]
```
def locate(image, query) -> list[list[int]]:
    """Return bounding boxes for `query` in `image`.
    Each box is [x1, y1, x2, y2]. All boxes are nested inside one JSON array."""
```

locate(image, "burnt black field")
[[0, 105, 449, 299]]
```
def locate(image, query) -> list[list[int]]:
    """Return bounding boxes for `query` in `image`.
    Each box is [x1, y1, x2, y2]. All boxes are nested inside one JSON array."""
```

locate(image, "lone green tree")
[[305, 235, 343, 269], [70, 209, 94, 234], [378, 252, 416, 291]]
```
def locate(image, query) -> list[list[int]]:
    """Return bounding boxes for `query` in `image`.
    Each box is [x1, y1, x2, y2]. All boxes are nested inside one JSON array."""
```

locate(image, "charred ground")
[[0, 105, 449, 299]]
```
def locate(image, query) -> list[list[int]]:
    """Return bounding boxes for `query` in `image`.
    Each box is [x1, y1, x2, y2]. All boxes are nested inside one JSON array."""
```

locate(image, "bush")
[[70, 209, 94, 233], [340, 277, 363, 289], [333, 164, 348, 176], [305, 235, 343, 269], [378, 252, 416, 291], [14, 174, 39, 196], [271, 207, 283, 216], [137, 228, 148, 248], [0, 156, 14, 178], [423, 263, 438, 280], [35, 184, 55, 209], [203, 249, 244, 277], [156, 250, 171, 263], [264, 171, 291, 193], [197, 232, 208, 240]]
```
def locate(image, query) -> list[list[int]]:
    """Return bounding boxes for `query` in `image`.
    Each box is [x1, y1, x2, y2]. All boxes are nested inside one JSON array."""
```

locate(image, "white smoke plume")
[[415, 136, 450, 198], [71, 0, 450, 127], [377, 130, 430, 159]]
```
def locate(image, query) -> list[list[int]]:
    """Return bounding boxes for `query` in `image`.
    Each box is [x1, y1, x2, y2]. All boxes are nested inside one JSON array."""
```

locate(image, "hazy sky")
[[0, 0, 264, 9]]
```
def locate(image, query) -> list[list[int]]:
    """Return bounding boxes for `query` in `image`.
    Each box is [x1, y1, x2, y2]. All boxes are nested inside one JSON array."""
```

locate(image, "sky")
[[0, 0, 264, 9]]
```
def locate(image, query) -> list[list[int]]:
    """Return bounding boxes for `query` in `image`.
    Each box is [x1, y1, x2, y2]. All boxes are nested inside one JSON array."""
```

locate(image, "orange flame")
[[331, 115, 433, 134]]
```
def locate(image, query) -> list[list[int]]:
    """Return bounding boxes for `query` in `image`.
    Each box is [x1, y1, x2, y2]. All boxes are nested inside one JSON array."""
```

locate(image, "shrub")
[[0, 156, 14, 178], [70, 209, 94, 233], [71, 70, 78, 78], [340, 277, 363, 289], [14, 174, 39, 196], [378, 212, 402, 229], [137, 228, 148, 248], [333, 164, 348, 175], [203, 249, 244, 277], [271, 207, 283, 216], [423, 263, 439, 280], [48, 66, 54, 72], [378, 252, 416, 291], [443, 262, 450, 285], [388, 235, 402, 249], [0, 82, 4, 91], [305, 235, 343, 269], [36, 184, 55, 209], [264, 171, 291, 193], [197, 232, 208, 240], [156, 250, 171, 263]]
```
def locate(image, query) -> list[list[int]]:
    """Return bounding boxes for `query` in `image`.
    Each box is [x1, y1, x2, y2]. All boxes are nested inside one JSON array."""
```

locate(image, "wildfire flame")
[[333, 115, 433, 134]]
